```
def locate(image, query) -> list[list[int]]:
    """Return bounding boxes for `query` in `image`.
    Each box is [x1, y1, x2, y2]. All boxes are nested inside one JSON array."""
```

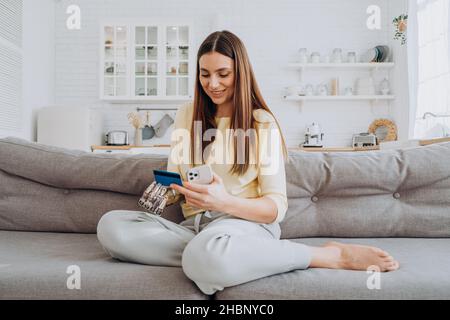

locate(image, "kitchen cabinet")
[[100, 21, 194, 102]]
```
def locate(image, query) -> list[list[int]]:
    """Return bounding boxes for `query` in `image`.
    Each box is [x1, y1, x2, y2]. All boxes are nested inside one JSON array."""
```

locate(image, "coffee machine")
[[303, 122, 324, 147]]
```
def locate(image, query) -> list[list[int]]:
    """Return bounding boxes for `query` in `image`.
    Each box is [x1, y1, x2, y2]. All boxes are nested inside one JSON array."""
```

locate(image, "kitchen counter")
[[92, 137, 450, 154], [91, 144, 170, 151], [419, 137, 450, 145], [290, 137, 450, 152], [290, 146, 380, 152], [91, 144, 170, 154]]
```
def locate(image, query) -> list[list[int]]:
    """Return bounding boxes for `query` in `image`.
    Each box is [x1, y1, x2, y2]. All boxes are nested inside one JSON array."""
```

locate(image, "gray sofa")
[[1, 136, 449, 300]]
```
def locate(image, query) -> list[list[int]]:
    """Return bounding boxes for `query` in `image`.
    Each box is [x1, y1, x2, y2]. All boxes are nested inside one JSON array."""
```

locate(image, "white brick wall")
[[54, 0, 407, 147]]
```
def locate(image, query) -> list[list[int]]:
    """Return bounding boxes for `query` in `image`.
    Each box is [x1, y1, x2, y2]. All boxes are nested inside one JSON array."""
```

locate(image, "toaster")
[[352, 132, 378, 148], [106, 130, 129, 146]]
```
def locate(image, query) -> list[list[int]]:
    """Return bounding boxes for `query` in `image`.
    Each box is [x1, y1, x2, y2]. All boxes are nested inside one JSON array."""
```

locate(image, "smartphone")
[[186, 164, 214, 184], [153, 169, 183, 187]]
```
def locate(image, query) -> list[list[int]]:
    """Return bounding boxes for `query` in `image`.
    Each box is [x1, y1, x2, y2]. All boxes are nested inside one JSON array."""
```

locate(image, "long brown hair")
[[191, 30, 287, 176]]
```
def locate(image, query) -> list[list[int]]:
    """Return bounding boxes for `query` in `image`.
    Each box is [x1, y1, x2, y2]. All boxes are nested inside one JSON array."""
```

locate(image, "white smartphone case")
[[186, 165, 213, 184]]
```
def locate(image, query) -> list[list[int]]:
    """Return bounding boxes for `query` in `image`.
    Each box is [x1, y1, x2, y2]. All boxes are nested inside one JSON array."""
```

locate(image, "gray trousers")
[[97, 210, 312, 295]]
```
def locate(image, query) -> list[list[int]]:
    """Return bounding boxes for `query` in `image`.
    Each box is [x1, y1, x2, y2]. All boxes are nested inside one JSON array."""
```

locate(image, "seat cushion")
[[0, 231, 207, 300], [215, 238, 450, 300]]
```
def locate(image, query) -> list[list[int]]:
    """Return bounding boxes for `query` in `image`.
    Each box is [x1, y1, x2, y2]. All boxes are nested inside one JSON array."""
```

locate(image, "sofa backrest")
[[0, 137, 167, 195], [1, 137, 449, 237], [0, 137, 182, 233], [282, 142, 450, 238]]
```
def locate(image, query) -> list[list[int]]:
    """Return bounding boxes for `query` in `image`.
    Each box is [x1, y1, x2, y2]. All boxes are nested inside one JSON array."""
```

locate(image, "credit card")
[[153, 170, 183, 187]]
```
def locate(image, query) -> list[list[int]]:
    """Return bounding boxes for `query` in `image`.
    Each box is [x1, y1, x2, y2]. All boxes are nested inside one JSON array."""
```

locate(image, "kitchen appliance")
[[106, 130, 129, 146], [37, 106, 103, 152], [303, 123, 324, 147], [352, 132, 378, 147]]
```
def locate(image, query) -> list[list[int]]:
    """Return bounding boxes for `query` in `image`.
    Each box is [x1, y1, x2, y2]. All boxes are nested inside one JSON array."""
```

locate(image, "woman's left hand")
[[170, 172, 233, 212]]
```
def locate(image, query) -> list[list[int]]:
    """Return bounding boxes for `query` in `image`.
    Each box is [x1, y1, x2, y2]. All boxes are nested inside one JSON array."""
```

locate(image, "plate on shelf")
[[381, 45, 390, 62], [375, 45, 390, 62], [361, 47, 377, 62], [362, 46, 390, 62]]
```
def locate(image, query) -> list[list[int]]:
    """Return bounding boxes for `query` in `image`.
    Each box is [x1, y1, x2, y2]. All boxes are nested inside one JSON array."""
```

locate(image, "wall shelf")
[[287, 62, 395, 69], [285, 60, 395, 112], [284, 95, 395, 101], [107, 96, 192, 104]]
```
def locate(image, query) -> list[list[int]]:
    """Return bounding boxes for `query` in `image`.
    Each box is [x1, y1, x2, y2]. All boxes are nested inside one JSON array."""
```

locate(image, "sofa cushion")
[[0, 137, 167, 195], [281, 142, 450, 238], [0, 169, 183, 233], [214, 237, 450, 300], [0, 230, 207, 300]]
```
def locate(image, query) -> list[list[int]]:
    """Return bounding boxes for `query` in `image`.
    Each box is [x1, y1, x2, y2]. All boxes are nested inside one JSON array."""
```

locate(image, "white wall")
[[22, 0, 55, 141], [388, 0, 410, 141], [52, 0, 409, 147]]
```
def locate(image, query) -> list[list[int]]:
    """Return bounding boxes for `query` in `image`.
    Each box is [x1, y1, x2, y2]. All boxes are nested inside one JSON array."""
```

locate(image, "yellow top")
[[167, 102, 288, 223]]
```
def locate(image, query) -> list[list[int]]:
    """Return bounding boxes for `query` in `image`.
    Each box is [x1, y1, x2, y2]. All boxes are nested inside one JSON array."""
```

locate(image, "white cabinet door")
[[133, 26, 159, 97], [101, 25, 129, 98], [164, 25, 191, 97]]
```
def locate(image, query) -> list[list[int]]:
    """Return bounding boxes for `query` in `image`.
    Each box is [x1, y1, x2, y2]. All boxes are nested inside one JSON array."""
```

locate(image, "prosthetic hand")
[[138, 181, 183, 215]]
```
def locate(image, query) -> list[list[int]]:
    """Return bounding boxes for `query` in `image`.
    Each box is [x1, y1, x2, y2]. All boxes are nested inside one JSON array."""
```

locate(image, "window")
[[0, 0, 22, 135], [411, 0, 450, 138]]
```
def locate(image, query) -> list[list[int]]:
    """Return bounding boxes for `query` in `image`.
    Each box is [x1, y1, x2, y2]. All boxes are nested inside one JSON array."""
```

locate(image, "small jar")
[[298, 48, 308, 63], [316, 83, 328, 96], [304, 84, 314, 96], [332, 48, 343, 63], [347, 51, 356, 63], [344, 86, 353, 96], [311, 52, 321, 63], [379, 78, 390, 95]]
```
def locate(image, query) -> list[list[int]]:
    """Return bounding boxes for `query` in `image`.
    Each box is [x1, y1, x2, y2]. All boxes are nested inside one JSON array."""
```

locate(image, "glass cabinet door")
[[103, 25, 128, 97], [165, 26, 190, 96], [102, 23, 191, 100], [134, 26, 158, 97]]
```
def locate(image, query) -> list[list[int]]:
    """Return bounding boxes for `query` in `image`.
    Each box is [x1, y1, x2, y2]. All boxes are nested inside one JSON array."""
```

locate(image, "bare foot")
[[309, 241, 400, 272]]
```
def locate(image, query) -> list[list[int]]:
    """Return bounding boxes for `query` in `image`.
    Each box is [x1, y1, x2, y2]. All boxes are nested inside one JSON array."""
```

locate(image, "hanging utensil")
[[142, 111, 155, 140]]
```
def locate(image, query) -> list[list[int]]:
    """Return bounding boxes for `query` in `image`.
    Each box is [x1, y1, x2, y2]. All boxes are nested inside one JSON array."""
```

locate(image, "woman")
[[97, 30, 399, 295]]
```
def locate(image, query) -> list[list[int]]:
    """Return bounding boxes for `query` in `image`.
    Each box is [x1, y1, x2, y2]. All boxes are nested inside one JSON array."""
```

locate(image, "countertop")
[[91, 144, 170, 150], [91, 137, 450, 152]]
